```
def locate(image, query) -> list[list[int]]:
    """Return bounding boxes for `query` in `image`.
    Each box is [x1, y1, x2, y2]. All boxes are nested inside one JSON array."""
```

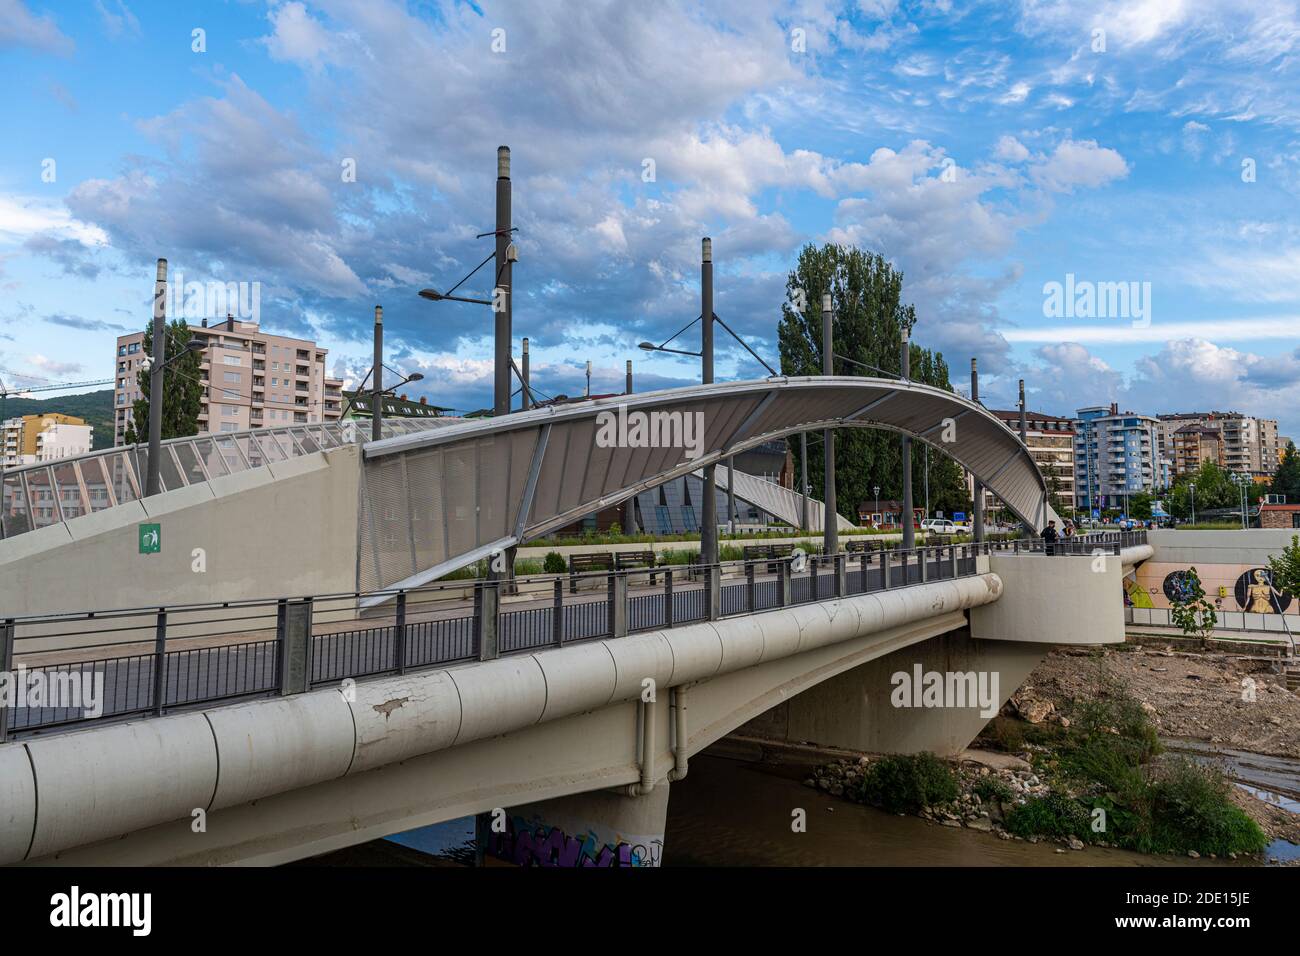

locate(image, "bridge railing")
[[0, 536, 1131, 740]]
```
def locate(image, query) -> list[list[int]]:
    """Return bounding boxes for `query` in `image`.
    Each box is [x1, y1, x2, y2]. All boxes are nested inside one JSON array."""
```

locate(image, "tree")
[[1166, 461, 1235, 520], [123, 319, 204, 445], [1267, 535, 1300, 601], [1168, 567, 1217, 644], [777, 243, 969, 523], [1272, 440, 1300, 503], [1129, 491, 1154, 521]]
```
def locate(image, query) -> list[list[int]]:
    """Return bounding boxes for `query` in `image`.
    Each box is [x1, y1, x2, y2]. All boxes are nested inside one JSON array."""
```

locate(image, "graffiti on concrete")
[[485, 814, 662, 867]]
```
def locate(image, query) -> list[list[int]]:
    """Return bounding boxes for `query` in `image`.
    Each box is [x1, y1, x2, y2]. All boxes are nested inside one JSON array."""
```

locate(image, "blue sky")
[[2, 0, 1299, 437]]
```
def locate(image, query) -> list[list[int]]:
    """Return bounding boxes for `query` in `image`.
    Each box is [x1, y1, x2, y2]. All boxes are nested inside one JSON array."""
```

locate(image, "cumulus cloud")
[[1029, 139, 1129, 192], [0, 0, 73, 55]]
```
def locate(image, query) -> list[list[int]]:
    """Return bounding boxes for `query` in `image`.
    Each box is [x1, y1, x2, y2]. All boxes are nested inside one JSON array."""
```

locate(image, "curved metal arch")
[[358, 376, 1061, 594]]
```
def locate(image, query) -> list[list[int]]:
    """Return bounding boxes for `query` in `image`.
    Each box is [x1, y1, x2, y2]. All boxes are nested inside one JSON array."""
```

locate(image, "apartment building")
[[1, 413, 92, 467], [979, 409, 1076, 514], [1074, 403, 1161, 512], [114, 316, 343, 445], [1156, 411, 1279, 479]]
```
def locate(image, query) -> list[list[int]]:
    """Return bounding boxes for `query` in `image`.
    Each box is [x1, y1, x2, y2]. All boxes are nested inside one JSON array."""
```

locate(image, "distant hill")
[[0, 389, 116, 450]]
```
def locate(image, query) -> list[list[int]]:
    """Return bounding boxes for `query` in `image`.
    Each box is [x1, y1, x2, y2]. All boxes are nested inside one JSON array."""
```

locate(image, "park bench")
[[568, 552, 614, 593], [614, 549, 658, 584], [742, 543, 796, 572]]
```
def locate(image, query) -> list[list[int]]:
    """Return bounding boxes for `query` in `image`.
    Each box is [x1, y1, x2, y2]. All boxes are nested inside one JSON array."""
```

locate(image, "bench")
[[742, 543, 796, 572], [614, 549, 658, 584], [568, 552, 614, 593]]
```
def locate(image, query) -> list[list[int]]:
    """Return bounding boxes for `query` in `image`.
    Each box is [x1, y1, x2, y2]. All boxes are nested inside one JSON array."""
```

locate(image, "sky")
[[1, 0, 1299, 438]]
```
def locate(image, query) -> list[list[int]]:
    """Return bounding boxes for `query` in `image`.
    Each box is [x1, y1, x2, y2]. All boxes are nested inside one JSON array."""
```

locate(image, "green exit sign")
[[138, 523, 161, 554]]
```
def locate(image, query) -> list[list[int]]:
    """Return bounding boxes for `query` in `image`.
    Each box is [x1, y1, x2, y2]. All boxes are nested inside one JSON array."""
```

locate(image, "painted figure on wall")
[[1234, 567, 1291, 614]]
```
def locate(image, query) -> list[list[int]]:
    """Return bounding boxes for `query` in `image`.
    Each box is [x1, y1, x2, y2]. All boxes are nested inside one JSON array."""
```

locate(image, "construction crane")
[[1, 375, 115, 471]]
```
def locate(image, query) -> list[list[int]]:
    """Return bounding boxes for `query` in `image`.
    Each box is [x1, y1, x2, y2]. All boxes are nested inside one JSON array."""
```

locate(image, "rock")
[[967, 817, 994, 832], [1067, 837, 1084, 850], [1188, 850, 1200, 859], [941, 819, 962, 828]]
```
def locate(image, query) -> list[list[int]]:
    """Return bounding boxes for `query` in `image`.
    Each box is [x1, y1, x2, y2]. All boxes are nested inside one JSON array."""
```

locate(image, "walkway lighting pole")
[[971, 358, 984, 543], [900, 325, 914, 549], [145, 259, 168, 497], [801, 432, 810, 531], [494, 146, 512, 418], [372, 306, 384, 441], [701, 238, 717, 566], [822, 294, 838, 557]]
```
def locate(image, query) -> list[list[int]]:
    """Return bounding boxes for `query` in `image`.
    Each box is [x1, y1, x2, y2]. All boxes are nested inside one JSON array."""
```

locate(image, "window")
[[220, 423, 238, 432], [222, 406, 238, 417], [118, 345, 126, 356], [223, 356, 242, 366], [223, 371, 241, 383]]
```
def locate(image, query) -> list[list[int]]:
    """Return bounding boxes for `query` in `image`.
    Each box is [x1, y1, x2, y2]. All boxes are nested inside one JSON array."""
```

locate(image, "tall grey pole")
[[521, 337, 531, 411], [800, 431, 810, 531], [372, 306, 383, 442], [822, 294, 838, 556], [971, 358, 984, 543], [494, 146, 511, 418], [700, 238, 717, 566], [145, 257, 168, 497], [1018, 379, 1029, 534], [625, 360, 633, 395], [900, 325, 914, 549], [727, 455, 736, 534]]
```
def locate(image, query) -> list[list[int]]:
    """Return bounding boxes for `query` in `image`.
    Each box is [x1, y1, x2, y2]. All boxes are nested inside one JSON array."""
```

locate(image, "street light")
[[143, 334, 206, 498], [1189, 481, 1196, 525], [874, 485, 881, 525]]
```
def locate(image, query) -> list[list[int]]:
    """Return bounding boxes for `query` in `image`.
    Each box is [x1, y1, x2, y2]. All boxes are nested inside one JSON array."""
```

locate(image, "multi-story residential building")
[[1, 413, 92, 467], [977, 410, 1076, 515], [1172, 425, 1224, 475], [1157, 411, 1280, 480], [1074, 403, 1160, 513], [114, 316, 343, 445]]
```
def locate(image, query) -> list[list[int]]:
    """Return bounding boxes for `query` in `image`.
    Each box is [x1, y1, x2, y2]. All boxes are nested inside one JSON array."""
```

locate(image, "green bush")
[[980, 717, 1024, 753], [858, 753, 959, 814], [1006, 794, 1093, 841], [973, 776, 1012, 805], [542, 551, 567, 574], [1143, 758, 1268, 857]]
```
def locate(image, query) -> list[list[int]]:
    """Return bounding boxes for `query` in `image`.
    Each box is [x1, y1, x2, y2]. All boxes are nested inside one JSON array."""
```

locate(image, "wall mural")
[[1131, 562, 1298, 616], [484, 813, 663, 867]]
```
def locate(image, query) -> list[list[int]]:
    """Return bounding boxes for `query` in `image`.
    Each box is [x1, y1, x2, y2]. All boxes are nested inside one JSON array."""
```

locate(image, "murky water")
[[662, 754, 1241, 867], [317, 744, 1298, 866]]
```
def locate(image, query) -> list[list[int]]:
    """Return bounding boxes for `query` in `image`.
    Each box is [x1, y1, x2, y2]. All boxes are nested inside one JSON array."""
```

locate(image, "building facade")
[[114, 317, 343, 445], [985, 409, 1076, 515], [1157, 411, 1280, 480], [1, 413, 92, 467], [1074, 403, 1160, 513]]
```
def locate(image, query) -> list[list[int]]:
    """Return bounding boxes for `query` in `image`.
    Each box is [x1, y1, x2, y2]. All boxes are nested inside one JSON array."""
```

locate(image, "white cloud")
[[0, 0, 73, 54], [994, 135, 1030, 162], [1029, 138, 1129, 192]]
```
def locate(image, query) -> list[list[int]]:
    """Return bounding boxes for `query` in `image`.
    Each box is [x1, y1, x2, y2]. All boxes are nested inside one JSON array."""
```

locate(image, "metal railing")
[[0, 531, 1145, 740], [0, 416, 451, 540], [0, 539, 1037, 741]]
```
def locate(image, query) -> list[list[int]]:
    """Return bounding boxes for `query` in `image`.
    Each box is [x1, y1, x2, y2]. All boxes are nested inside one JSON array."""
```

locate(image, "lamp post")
[[145, 258, 168, 497], [970, 357, 984, 543], [701, 239, 717, 566], [801, 432, 810, 531], [900, 324, 913, 549], [1189, 482, 1196, 525], [874, 485, 880, 525], [822, 293, 838, 557]]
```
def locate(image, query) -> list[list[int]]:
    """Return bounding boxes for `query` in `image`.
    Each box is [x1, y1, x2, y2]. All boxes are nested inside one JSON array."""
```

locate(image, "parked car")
[[921, 519, 960, 535]]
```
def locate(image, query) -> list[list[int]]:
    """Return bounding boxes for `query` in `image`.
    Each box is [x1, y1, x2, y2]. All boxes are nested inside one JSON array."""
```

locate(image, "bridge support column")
[[740, 628, 1045, 757], [611, 572, 629, 637], [485, 783, 671, 867], [777, 559, 791, 606], [277, 598, 312, 695], [707, 565, 721, 621]]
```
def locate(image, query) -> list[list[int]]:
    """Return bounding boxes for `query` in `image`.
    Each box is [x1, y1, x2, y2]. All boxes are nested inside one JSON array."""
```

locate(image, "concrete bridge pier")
[[738, 628, 1046, 757], [485, 784, 670, 867]]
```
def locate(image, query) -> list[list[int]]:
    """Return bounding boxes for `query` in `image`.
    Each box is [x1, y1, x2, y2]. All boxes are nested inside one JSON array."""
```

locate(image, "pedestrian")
[[1042, 519, 1059, 555]]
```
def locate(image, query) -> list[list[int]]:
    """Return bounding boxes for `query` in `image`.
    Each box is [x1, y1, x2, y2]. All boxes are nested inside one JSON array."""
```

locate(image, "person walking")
[[1042, 519, 1059, 556]]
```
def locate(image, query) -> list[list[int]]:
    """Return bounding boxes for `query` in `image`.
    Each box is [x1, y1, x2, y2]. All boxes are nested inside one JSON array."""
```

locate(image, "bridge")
[[0, 376, 1153, 866]]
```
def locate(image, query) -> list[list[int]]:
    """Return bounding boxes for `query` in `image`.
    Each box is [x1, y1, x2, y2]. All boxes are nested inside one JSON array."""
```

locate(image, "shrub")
[[980, 716, 1024, 753], [1006, 794, 1093, 841], [974, 776, 1012, 804], [1143, 758, 1268, 857], [859, 753, 959, 814], [542, 551, 567, 574]]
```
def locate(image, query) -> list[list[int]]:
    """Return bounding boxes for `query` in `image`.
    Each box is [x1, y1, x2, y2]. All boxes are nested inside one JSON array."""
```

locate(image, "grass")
[[858, 753, 959, 814], [998, 662, 1266, 857]]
